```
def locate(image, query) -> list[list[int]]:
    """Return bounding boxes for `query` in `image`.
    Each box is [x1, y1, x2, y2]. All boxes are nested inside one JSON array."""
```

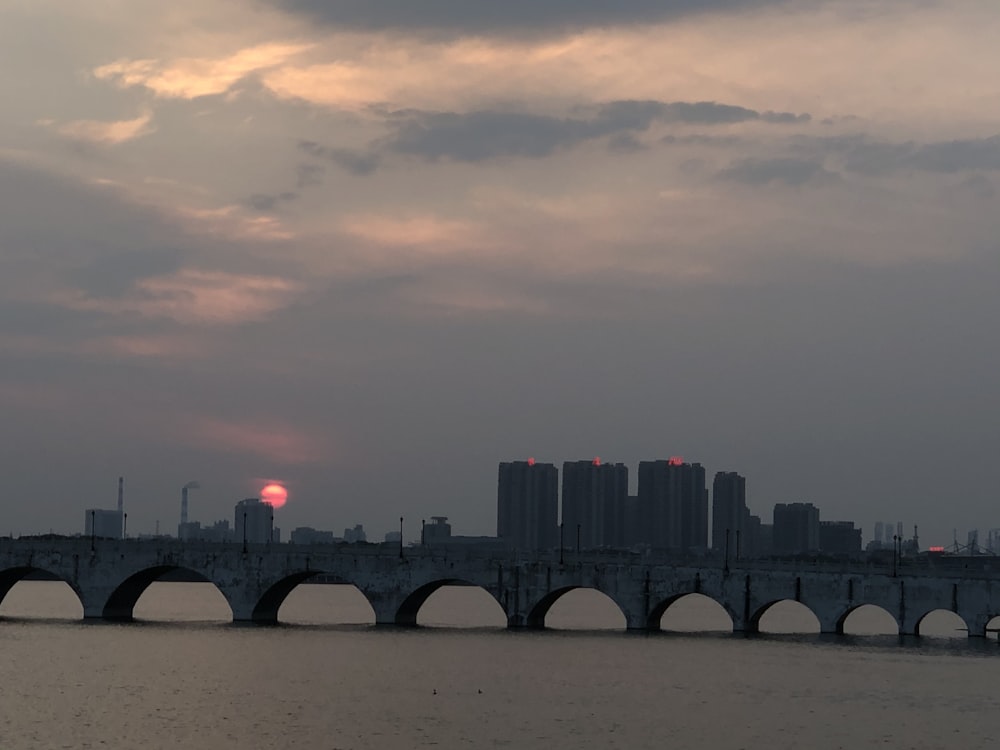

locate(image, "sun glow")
[[260, 483, 288, 508]]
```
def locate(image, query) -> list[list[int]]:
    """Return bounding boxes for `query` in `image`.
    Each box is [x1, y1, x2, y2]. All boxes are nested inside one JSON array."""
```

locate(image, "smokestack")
[[117, 477, 123, 514]]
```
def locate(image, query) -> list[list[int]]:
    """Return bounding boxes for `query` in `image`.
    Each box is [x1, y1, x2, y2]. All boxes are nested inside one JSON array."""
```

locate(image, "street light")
[[399, 516, 404, 559], [90, 510, 95, 551], [892, 535, 899, 577], [123, 513, 127, 540]]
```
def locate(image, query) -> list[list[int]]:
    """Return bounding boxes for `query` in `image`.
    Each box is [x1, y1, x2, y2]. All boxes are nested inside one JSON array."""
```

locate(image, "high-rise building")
[[773, 502, 820, 555], [637, 458, 707, 552], [561, 459, 628, 550], [497, 459, 558, 551], [712, 471, 747, 556], [234, 498, 274, 544]]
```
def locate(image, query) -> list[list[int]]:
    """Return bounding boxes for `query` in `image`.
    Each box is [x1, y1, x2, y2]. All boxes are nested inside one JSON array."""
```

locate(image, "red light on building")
[[592, 457, 601, 466], [928, 546, 945, 553], [527, 457, 535, 466], [667, 456, 684, 466]]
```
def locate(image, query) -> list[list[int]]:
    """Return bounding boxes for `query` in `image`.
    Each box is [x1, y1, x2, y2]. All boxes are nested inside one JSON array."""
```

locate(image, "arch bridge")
[[2, 538, 999, 637]]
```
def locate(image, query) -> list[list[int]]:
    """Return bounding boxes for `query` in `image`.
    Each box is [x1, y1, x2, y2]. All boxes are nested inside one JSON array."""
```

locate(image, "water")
[[2, 581, 999, 749]]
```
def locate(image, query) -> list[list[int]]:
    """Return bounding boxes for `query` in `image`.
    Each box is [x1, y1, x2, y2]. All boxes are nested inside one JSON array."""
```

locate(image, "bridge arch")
[[524, 586, 630, 630], [251, 571, 327, 623], [750, 599, 821, 634], [914, 608, 969, 638], [650, 592, 735, 632], [102, 565, 226, 621], [836, 603, 899, 636], [0, 566, 85, 618], [392, 579, 504, 627]]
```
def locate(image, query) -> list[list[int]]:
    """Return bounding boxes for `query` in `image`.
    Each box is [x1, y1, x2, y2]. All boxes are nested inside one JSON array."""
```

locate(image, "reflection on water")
[[0, 580, 990, 640], [2, 582, 1000, 750]]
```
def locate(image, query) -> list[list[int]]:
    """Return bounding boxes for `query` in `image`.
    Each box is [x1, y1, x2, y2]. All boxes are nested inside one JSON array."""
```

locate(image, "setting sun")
[[260, 483, 288, 509]]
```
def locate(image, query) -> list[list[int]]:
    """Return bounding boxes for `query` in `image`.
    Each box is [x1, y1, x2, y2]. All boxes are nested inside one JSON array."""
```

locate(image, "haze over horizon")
[[1, 1, 998, 545]]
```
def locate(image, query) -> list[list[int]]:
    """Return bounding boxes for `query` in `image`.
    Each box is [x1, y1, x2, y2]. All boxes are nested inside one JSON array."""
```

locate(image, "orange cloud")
[[53, 269, 302, 325], [94, 42, 312, 99], [46, 110, 155, 144]]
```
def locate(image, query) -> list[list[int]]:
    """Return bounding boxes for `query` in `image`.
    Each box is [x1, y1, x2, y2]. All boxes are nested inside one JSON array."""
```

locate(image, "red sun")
[[261, 483, 288, 509]]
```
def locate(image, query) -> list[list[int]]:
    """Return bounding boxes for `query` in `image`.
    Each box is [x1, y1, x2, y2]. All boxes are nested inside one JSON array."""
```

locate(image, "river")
[[1, 581, 998, 749]]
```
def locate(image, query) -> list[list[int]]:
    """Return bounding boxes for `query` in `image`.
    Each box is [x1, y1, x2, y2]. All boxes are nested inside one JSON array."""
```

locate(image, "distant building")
[[637, 458, 707, 552], [743, 514, 762, 559], [344, 524, 366, 543], [819, 521, 862, 557], [177, 519, 233, 543], [561, 459, 628, 550], [384, 530, 401, 543], [773, 502, 820, 555], [422, 517, 505, 551], [423, 516, 452, 544], [873, 522, 885, 550], [290, 527, 336, 545], [497, 460, 559, 551], [711, 471, 748, 557], [234, 498, 274, 544], [84, 509, 122, 539]]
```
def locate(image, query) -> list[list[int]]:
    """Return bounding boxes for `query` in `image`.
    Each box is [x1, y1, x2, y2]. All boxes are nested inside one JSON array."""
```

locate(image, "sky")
[[1, 0, 998, 546]]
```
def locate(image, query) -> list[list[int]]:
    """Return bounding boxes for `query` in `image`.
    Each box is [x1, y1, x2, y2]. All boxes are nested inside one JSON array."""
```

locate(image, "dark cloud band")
[[269, 0, 781, 33]]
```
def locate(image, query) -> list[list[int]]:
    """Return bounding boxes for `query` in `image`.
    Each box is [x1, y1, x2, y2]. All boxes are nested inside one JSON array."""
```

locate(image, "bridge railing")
[[5, 537, 1000, 580]]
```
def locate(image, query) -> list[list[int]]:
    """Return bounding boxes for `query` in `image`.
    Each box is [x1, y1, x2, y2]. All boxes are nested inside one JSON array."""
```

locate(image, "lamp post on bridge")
[[399, 516, 404, 559], [892, 535, 899, 577], [90, 510, 95, 551], [123, 513, 127, 540]]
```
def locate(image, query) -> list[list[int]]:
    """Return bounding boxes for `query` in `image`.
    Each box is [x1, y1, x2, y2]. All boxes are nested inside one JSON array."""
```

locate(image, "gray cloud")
[[269, 0, 789, 34], [245, 191, 299, 213], [796, 134, 1000, 175], [307, 100, 810, 170], [296, 162, 325, 188], [761, 111, 812, 124], [69, 247, 185, 299], [718, 157, 838, 186], [298, 140, 382, 176]]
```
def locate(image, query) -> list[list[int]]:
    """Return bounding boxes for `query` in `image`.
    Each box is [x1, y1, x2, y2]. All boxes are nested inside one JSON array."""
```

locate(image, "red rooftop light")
[[592, 457, 601, 466], [668, 456, 684, 466], [527, 457, 536, 466]]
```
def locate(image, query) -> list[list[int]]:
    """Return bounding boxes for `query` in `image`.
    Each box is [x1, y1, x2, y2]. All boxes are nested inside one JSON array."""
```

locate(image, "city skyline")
[[54, 455, 982, 553], [2, 1, 998, 546]]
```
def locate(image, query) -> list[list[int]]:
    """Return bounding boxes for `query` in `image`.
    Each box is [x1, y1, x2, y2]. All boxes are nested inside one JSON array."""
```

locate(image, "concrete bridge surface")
[[2, 538, 999, 636]]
